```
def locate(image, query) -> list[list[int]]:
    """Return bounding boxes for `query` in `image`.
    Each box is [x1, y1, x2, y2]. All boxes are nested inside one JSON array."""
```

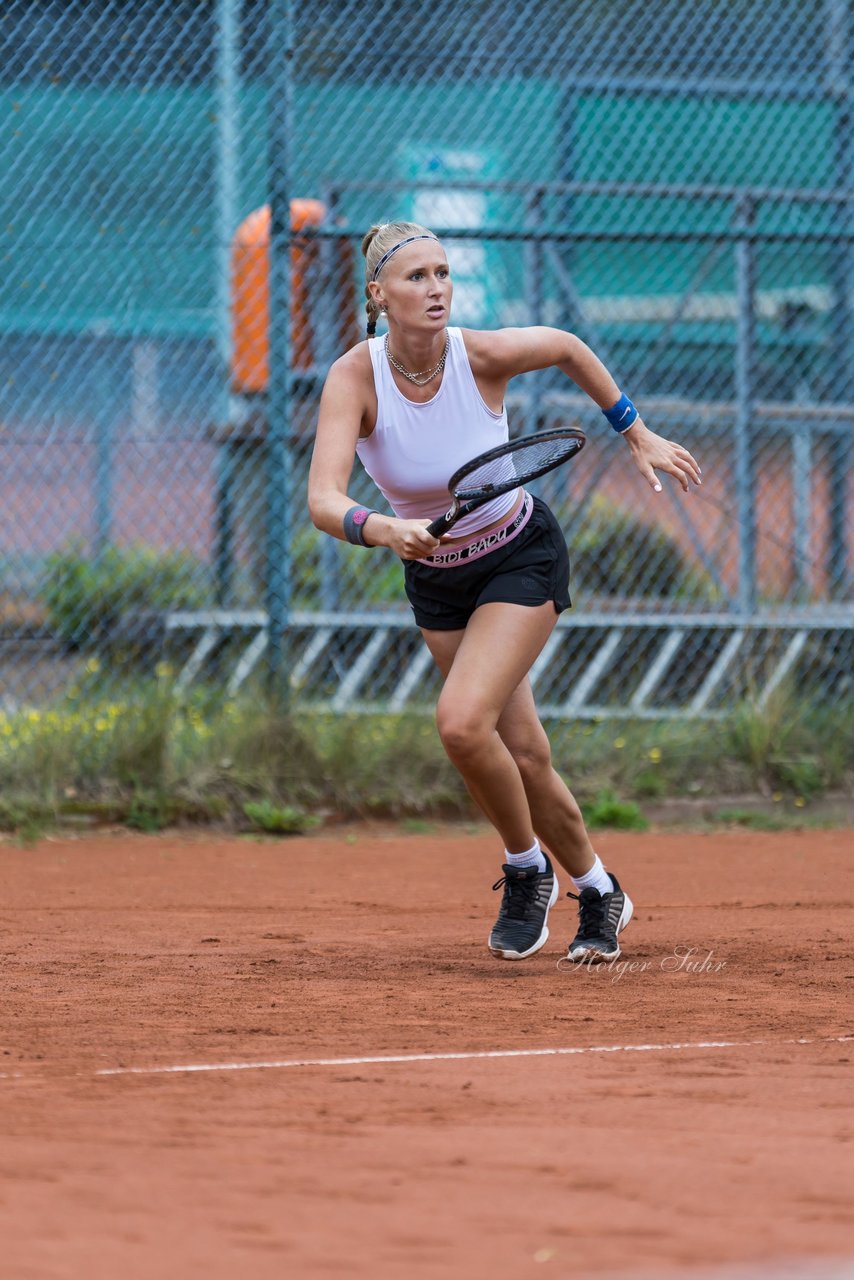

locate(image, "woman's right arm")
[[307, 357, 440, 560]]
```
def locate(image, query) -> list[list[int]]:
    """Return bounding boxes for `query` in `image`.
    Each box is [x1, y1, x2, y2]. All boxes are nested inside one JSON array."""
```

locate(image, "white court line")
[[1, 1033, 850, 1084], [89, 1033, 854, 1079]]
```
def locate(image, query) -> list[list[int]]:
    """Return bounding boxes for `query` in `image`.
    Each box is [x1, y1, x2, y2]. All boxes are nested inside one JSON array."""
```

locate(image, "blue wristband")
[[603, 393, 639, 433]]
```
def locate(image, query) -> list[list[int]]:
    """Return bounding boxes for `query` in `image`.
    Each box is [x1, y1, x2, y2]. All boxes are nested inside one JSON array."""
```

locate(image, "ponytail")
[[360, 218, 436, 339], [362, 224, 382, 337]]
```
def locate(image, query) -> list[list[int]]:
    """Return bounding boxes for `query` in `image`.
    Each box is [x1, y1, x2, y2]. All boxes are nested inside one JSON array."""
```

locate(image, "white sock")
[[571, 854, 614, 897], [504, 839, 547, 873]]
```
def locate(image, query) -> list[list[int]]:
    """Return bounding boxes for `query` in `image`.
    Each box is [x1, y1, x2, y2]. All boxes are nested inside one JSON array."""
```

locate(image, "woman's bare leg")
[[421, 601, 594, 874], [495, 679, 596, 877]]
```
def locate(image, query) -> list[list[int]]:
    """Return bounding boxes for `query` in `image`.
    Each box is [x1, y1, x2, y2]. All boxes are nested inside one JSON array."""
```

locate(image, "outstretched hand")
[[623, 418, 702, 494]]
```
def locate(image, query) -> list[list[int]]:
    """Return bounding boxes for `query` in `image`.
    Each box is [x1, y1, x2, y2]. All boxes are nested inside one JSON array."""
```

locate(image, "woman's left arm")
[[468, 325, 702, 494]]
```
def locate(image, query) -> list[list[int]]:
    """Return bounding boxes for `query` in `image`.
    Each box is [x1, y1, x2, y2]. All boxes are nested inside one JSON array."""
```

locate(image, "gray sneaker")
[[488, 854, 559, 960], [564, 874, 633, 962]]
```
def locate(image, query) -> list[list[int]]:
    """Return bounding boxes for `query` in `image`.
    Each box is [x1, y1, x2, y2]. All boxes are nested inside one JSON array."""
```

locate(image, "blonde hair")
[[361, 220, 436, 336]]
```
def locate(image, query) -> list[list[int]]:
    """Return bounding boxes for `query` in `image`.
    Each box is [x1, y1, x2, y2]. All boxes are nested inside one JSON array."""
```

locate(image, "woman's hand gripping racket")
[[426, 427, 586, 537]]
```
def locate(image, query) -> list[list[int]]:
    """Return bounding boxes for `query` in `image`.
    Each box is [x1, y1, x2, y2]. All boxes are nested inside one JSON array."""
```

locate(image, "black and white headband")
[[371, 234, 437, 281]]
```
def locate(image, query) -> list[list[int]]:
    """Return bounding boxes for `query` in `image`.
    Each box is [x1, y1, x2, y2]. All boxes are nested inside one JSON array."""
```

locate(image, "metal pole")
[[265, 0, 293, 695], [318, 185, 341, 611], [791, 424, 813, 600], [827, 0, 853, 598], [524, 186, 544, 435], [734, 195, 757, 613], [555, 85, 578, 338], [94, 337, 113, 558], [214, 447, 235, 606], [214, 0, 241, 606], [215, 0, 240, 383], [317, 184, 338, 371]]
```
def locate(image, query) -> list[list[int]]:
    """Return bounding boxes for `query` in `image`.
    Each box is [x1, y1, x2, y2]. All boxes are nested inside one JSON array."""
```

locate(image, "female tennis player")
[[308, 220, 701, 965]]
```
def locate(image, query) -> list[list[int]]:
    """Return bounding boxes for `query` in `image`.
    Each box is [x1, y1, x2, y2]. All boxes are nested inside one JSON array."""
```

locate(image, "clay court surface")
[[1, 824, 853, 1280]]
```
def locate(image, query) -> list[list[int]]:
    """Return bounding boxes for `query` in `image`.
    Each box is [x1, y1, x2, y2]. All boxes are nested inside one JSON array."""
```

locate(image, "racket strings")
[[458, 438, 582, 498]]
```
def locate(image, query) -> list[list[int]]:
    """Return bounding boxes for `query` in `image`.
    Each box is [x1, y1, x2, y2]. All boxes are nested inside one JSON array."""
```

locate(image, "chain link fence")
[[2, 0, 853, 719]]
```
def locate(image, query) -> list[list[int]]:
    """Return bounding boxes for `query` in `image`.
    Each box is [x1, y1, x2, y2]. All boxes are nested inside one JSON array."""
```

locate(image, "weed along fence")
[[1, 0, 853, 725]]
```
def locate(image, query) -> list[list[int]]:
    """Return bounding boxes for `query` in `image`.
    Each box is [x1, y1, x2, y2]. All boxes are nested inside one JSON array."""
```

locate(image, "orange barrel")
[[230, 198, 326, 393]]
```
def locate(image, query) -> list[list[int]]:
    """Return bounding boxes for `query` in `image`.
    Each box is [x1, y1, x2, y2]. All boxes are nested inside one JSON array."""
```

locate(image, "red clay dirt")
[[1, 825, 853, 1280]]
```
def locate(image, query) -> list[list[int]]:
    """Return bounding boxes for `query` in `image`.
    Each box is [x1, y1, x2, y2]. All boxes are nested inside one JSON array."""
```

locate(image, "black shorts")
[[403, 496, 571, 631]]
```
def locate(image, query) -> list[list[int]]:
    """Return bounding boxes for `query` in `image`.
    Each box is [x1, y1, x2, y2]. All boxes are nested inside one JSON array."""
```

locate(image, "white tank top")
[[356, 326, 518, 539]]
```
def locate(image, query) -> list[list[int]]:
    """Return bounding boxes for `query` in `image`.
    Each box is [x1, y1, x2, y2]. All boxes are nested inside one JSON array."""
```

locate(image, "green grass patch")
[[710, 807, 840, 832], [400, 818, 436, 834], [711, 808, 792, 831], [584, 789, 649, 831], [242, 801, 320, 835], [0, 671, 850, 837]]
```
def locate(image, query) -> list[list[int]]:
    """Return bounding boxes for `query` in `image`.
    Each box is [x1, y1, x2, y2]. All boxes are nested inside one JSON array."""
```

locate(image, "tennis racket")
[[426, 427, 586, 537]]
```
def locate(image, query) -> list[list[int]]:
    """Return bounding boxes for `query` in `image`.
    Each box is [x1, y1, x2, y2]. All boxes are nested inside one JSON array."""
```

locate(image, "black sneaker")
[[564, 874, 633, 963], [487, 855, 559, 961]]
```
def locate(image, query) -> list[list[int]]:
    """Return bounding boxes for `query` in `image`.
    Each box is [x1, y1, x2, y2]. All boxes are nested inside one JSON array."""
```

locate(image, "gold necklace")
[[385, 334, 448, 386]]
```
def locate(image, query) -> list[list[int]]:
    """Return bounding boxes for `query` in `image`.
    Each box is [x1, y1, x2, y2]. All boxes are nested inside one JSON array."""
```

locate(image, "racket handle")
[[426, 511, 455, 538]]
